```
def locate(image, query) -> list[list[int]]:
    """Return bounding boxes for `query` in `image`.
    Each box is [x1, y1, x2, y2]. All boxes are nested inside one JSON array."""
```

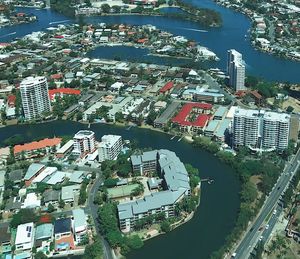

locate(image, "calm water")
[[0, 121, 240, 259], [0, 0, 299, 82]]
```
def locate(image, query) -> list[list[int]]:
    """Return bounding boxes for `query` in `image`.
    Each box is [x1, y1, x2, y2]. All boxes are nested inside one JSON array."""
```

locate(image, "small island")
[[50, 0, 222, 27], [0, 3, 37, 28], [96, 146, 201, 256]]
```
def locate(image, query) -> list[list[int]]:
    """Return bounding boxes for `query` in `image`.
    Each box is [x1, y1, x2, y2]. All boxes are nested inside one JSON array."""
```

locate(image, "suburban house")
[[61, 185, 80, 203], [54, 218, 75, 251], [15, 222, 35, 252], [24, 163, 46, 187], [72, 209, 87, 244], [43, 189, 60, 206], [34, 223, 53, 252]]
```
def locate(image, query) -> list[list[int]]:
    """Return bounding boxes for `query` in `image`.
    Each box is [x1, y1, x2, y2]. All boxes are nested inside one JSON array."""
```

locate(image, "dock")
[[201, 178, 215, 184]]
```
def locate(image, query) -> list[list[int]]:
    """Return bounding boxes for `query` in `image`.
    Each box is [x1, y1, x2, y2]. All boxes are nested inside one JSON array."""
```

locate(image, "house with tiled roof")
[[171, 103, 212, 134], [14, 137, 62, 159]]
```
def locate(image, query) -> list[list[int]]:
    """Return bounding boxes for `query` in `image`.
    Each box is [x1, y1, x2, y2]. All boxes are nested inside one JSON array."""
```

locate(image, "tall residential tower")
[[233, 108, 290, 151], [73, 130, 96, 157], [20, 76, 51, 120], [227, 49, 246, 92]]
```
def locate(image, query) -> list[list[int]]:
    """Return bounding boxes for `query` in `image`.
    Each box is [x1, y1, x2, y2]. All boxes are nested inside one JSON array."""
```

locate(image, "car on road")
[[259, 236, 263, 241], [265, 224, 269, 230], [273, 209, 277, 215]]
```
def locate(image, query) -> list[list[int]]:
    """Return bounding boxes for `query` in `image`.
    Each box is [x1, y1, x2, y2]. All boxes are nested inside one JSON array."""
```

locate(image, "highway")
[[233, 148, 300, 259]]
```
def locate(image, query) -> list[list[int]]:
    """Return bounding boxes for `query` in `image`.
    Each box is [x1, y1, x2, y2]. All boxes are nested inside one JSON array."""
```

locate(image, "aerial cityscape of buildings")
[[0, 1, 299, 259]]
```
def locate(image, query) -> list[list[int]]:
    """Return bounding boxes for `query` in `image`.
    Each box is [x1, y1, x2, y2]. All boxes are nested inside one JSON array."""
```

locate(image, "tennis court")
[[108, 183, 139, 199]]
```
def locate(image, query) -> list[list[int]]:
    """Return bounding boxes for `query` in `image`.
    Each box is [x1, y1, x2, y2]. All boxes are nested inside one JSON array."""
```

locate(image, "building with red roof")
[[7, 95, 16, 107], [159, 81, 174, 94], [49, 88, 81, 101], [51, 74, 63, 80], [136, 38, 148, 44], [172, 103, 212, 133], [14, 137, 62, 159]]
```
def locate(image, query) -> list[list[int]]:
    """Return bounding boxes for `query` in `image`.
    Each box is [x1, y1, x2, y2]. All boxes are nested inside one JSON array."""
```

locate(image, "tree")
[[59, 200, 65, 209], [78, 183, 87, 205], [76, 111, 83, 121], [126, 235, 143, 249], [160, 220, 171, 233], [107, 231, 124, 248], [101, 4, 111, 13], [115, 112, 124, 123], [112, 5, 121, 13], [35, 251, 47, 259], [10, 209, 37, 228], [47, 203, 55, 213], [83, 238, 103, 259], [240, 182, 257, 203], [146, 109, 158, 126]]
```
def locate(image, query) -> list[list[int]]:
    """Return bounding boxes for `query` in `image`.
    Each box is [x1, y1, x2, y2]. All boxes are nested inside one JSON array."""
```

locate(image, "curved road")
[[86, 175, 114, 259]]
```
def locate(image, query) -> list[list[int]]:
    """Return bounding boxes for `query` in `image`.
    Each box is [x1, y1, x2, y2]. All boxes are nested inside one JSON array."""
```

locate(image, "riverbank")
[[214, 0, 300, 62], [0, 120, 240, 259], [66, 0, 222, 27]]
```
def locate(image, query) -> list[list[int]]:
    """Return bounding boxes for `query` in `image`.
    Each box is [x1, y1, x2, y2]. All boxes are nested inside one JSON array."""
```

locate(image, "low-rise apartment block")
[[118, 149, 190, 232]]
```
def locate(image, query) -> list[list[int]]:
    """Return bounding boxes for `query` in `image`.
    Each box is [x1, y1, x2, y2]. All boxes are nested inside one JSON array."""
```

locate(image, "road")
[[86, 175, 114, 259], [233, 148, 300, 259]]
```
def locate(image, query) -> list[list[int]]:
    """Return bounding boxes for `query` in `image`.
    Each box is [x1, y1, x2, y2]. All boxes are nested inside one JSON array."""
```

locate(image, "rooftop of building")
[[159, 81, 174, 93], [74, 130, 95, 138], [214, 106, 228, 118], [15, 222, 34, 245], [72, 209, 87, 230], [24, 163, 45, 181], [118, 189, 186, 220], [35, 223, 53, 240], [121, 149, 191, 219], [14, 138, 62, 155], [172, 102, 212, 127], [98, 135, 122, 148], [54, 218, 71, 235]]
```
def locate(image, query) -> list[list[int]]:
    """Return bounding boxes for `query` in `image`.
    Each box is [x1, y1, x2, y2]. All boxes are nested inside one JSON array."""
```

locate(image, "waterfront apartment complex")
[[72, 130, 96, 157], [131, 150, 158, 175], [98, 135, 123, 162], [227, 49, 246, 92], [20, 76, 51, 120], [233, 108, 290, 151], [118, 149, 191, 232]]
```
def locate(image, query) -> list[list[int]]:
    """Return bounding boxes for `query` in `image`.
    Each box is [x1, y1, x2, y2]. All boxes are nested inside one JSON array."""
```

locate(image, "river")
[[0, 121, 240, 259], [0, 0, 299, 82]]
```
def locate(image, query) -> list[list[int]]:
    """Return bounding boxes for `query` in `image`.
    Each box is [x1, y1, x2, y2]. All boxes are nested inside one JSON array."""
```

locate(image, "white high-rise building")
[[227, 49, 246, 92], [20, 76, 51, 120], [233, 108, 290, 151], [233, 108, 261, 149], [98, 135, 123, 162], [262, 112, 290, 151], [73, 130, 96, 157]]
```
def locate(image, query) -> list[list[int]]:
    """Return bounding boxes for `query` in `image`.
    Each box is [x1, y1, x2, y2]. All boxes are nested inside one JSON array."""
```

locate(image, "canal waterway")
[[0, 121, 240, 259], [0, 0, 299, 82]]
